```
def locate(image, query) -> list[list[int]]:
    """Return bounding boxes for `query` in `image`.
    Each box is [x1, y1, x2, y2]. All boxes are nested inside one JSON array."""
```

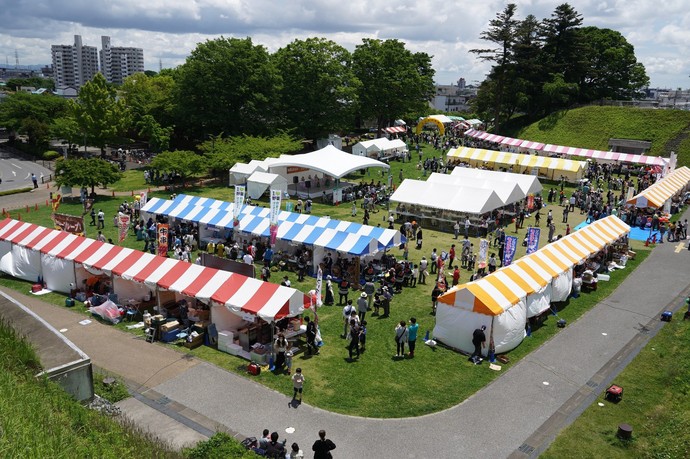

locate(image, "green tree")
[[5, 77, 55, 91], [352, 39, 435, 134], [577, 27, 649, 101], [50, 116, 81, 156], [471, 3, 519, 132], [149, 150, 205, 186], [175, 37, 280, 141], [200, 133, 303, 175], [0, 91, 68, 151], [540, 3, 585, 86], [512, 14, 545, 117], [72, 73, 129, 155], [273, 38, 360, 141], [55, 157, 123, 193]]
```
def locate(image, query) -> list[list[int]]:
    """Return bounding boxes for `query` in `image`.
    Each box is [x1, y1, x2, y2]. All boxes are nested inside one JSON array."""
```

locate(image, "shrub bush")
[[43, 150, 61, 160]]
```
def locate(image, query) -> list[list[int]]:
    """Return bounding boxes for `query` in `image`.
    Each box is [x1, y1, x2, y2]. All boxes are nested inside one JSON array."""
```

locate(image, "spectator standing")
[[347, 319, 360, 360], [341, 301, 356, 338], [304, 316, 318, 355], [357, 292, 368, 322], [394, 320, 408, 358], [471, 325, 487, 361], [312, 430, 336, 459], [407, 317, 419, 358], [292, 368, 305, 401], [97, 209, 105, 229]]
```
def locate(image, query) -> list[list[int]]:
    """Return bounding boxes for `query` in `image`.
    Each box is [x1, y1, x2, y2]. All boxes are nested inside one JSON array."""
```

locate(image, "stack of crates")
[[218, 330, 241, 355]]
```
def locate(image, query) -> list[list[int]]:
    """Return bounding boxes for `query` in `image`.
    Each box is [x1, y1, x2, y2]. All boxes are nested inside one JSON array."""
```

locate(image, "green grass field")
[[513, 106, 690, 167], [0, 142, 652, 418], [543, 304, 690, 458]]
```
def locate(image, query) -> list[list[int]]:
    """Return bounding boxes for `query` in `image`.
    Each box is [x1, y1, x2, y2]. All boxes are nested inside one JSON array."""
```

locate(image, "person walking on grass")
[[348, 319, 361, 360], [292, 368, 304, 401], [394, 320, 408, 358]]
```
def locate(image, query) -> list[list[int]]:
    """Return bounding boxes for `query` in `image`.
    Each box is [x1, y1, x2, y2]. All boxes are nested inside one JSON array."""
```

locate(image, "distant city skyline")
[[0, 1, 688, 89]]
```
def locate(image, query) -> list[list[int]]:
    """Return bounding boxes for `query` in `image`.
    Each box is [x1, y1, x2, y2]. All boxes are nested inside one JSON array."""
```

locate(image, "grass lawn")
[[0, 143, 652, 418], [542, 302, 690, 458], [0, 319, 180, 458]]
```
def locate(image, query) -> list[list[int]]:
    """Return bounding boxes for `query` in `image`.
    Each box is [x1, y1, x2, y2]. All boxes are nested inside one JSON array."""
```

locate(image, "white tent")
[[450, 166, 543, 195], [385, 139, 408, 156], [229, 160, 269, 185], [390, 179, 504, 215], [352, 139, 387, 158], [246, 171, 288, 199], [427, 173, 525, 206], [268, 145, 389, 179]]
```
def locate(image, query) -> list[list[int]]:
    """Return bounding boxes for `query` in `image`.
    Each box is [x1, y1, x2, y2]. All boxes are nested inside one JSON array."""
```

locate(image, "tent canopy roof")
[[626, 166, 690, 208], [450, 166, 543, 195], [438, 215, 630, 315], [247, 171, 287, 186], [0, 218, 309, 322], [268, 145, 389, 178], [447, 147, 586, 174], [390, 179, 504, 215], [428, 172, 525, 205]]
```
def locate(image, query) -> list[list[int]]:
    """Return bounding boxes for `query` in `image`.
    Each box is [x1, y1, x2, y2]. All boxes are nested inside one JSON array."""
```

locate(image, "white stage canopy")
[[229, 159, 272, 185], [268, 145, 389, 179], [390, 179, 504, 215]]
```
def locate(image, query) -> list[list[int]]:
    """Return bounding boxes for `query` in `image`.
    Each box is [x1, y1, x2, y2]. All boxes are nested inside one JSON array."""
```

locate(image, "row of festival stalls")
[[625, 166, 690, 230], [229, 145, 389, 204], [433, 215, 631, 355], [0, 218, 310, 360], [141, 194, 404, 280], [351, 137, 408, 161], [446, 146, 587, 182], [462, 129, 669, 171], [390, 169, 542, 234]]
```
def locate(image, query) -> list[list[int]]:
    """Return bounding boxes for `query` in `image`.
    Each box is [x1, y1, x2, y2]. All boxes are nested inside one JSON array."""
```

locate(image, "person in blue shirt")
[[263, 246, 274, 266], [407, 317, 419, 358]]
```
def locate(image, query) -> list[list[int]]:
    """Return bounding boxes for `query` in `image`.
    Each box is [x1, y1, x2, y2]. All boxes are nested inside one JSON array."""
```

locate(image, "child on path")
[[292, 368, 305, 401]]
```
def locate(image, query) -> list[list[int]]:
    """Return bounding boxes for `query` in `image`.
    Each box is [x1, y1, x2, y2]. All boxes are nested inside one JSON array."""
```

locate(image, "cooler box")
[[225, 343, 242, 355], [160, 329, 179, 343], [161, 320, 179, 333], [250, 349, 268, 364]]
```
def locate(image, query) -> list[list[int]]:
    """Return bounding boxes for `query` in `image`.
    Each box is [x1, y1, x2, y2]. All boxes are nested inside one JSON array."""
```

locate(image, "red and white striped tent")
[[626, 166, 690, 209], [383, 126, 406, 135], [433, 215, 630, 354], [0, 218, 309, 322]]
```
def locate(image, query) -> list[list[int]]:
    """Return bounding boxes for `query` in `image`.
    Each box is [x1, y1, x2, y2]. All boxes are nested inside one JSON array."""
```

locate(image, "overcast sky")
[[1, 0, 688, 89]]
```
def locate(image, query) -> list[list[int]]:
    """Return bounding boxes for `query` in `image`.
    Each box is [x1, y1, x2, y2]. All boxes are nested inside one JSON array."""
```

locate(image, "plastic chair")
[[125, 304, 141, 322], [175, 327, 191, 343], [144, 327, 155, 343]]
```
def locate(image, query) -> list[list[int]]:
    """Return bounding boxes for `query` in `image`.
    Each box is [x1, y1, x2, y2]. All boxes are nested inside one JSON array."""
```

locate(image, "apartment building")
[[99, 36, 144, 85]]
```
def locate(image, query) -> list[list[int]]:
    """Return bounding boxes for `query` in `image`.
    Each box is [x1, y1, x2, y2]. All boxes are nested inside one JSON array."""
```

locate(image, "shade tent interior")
[[427, 172, 525, 206], [447, 147, 586, 182], [246, 171, 288, 200], [0, 218, 310, 324], [626, 166, 690, 209], [390, 179, 505, 215], [433, 215, 630, 355], [449, 166, 543, 196]]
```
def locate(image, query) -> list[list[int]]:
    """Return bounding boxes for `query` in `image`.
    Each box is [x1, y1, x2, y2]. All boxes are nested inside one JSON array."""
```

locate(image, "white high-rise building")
[[99, 36, 144, 85], [51, 35, 144, 89], [51, 35, 98, 89]]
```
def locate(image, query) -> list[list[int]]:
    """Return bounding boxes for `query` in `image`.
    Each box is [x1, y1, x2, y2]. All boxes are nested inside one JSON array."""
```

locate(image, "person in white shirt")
[[243, 252, 253, 265]]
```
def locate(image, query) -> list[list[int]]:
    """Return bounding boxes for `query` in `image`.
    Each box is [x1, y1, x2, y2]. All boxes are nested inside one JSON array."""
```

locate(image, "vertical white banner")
[[478, 238, 489, 265], [269, 189, 282, 245], [233, 185, 245, 227], [315, 266, 323, 307]]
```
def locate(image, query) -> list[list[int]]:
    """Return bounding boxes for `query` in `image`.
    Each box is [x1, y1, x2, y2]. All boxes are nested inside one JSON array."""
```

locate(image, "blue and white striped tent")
[[141, 194, 403, 257]]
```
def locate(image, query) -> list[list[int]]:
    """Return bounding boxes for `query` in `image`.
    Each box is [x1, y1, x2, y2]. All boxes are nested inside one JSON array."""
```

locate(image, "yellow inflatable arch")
[[415, 117, 445, 135]]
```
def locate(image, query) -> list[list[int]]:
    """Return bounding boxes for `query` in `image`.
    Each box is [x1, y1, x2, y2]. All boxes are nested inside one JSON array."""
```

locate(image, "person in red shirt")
[[452, 266, 460, 286], [449, 244, 456, 268], [566, 224, 571, 235]]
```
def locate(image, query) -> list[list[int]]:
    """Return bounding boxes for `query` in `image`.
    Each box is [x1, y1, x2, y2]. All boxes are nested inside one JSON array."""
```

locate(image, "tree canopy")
[[353, 39, 435, 134], [472, 3, 649, 129], [0, 91, 68, 151], [199, 133, 303, 174], [150, 150, 205, 185], [55, 157, 123, 193]]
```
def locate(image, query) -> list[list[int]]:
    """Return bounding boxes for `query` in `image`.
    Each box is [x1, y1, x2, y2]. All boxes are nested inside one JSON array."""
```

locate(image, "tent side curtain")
[[626, 166, 690, 208], [438, 215, 629, 315], [0, 218, 309, 322]]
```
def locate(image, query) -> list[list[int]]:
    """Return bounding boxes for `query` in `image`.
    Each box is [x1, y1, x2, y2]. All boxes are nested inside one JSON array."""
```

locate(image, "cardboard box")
[[161, 320, 179, 333]]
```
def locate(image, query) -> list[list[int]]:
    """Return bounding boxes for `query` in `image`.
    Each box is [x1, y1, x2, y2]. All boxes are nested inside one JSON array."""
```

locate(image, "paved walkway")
[[2, 179, 689, 456]]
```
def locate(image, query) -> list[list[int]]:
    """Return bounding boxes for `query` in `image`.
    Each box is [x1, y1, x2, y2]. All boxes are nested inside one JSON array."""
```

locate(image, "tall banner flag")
[[53, 213, 84, 235], [527, 194, 535, 211], [269, 189, 282, 245], [503, 235, 518, 267], [526, 227, 541, 254], [118, 212, 130, 243], [315, 266, 323, 308], [139, 191, 148, 205], [233, 185, 245, 227], [51, 194, 62, 213], [157, 223, 169, 257], [478, 239, 489, 267]]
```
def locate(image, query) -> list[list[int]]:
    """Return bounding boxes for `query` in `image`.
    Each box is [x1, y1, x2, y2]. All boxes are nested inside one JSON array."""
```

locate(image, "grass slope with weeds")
[[0, 319, 180, 458], [543, 303, 690, 459]]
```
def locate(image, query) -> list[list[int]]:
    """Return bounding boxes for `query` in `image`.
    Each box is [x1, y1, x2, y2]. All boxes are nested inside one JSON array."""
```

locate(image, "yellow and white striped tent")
[[433, 215, 630, 354], [626, 166, 690, 209], [447, 147, 586, 181]]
